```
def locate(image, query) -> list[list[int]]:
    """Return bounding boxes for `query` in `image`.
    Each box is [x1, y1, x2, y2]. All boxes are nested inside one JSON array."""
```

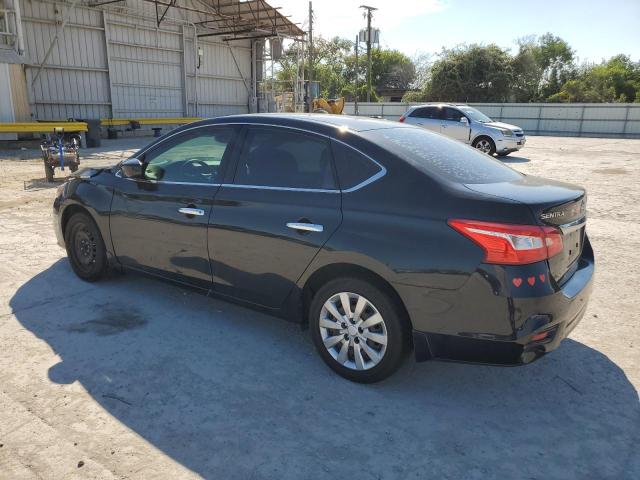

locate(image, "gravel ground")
[[0, 135, 638, 479]]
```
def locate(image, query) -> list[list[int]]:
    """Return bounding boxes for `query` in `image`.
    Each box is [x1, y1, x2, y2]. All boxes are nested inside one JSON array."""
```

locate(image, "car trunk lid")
[[465, 175, 586, 283]]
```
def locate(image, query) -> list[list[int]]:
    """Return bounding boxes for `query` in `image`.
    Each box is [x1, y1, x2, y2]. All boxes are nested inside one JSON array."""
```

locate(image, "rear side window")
[[235, 127, 336, 190], [409, 107, 439, 119], [363, 127, 523, 184], [332, 142, 382, 190]]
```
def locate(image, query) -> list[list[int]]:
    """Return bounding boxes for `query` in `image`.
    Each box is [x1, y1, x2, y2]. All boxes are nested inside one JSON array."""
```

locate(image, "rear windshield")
[[363, 127, 522, 184]]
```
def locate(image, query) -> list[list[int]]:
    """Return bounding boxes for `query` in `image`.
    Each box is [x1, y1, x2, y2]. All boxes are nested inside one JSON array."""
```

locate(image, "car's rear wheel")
[[472, 136, 496, 156], [64, 212, 107, 281], [309, 277, 408, 383]]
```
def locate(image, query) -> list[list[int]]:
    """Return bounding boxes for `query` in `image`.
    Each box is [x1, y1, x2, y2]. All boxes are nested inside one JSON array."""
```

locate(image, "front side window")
[[143, 126, 235, 184], [234, 127, 336, 190], [442, 107, 465, 122]]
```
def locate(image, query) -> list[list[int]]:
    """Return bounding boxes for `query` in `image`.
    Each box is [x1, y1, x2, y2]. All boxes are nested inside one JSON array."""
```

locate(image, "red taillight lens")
[[531, 331, 550, 342], [398, 115, 406, 123], [448, 219, 563, 265]]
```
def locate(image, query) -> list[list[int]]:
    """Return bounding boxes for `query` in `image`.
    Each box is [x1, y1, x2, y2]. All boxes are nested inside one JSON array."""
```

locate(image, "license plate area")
[[563, 227, 584, 267], [549, 226, 585, 282]]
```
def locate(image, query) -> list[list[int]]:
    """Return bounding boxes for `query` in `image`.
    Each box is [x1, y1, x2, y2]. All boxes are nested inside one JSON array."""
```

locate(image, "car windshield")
[[458, 107, 492, 123], [364, 127, 523, 184]]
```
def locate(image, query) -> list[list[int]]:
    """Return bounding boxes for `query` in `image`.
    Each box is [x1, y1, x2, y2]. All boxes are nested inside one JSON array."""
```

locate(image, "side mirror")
[[460, 117, 469, 124], [121, 157, 144, 178]]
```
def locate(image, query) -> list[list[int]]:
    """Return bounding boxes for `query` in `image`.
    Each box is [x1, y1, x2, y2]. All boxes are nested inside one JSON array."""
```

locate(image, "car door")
[[110, 125, 238, 288], [440, 107, 471, 142], [407, 106, 441, 133], [208, 125, 342, 308]]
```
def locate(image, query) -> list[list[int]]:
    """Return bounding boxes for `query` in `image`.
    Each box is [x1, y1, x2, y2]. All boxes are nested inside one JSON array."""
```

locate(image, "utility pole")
[[307, 1, 314, 112], [360, 5, 377, 102], [354, 34, 359, 115]]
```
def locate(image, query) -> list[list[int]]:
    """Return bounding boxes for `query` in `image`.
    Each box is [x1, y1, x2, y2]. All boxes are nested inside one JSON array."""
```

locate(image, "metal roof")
[[105, 0, 306, 40]]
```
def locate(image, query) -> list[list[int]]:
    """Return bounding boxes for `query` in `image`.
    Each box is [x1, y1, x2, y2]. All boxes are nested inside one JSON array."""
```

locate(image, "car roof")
[[409, 103, 470, 109], [201, 113, 409, 133]]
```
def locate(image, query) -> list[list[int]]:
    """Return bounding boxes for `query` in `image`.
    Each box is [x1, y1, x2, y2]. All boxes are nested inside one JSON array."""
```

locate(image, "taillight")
[[448, 219, 563, 265], [398, 114, 406, 123]]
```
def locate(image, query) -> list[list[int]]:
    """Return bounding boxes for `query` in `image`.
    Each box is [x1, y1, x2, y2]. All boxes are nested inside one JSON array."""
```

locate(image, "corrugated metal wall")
[[344, 102, 640, 138], [20, 0, 251, 120]]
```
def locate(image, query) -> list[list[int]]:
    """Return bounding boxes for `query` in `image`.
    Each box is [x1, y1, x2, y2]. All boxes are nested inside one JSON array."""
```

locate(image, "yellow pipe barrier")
[[101, 117, 203, 126], [0, 122, 88, 133], [0, 119, 203, 133]]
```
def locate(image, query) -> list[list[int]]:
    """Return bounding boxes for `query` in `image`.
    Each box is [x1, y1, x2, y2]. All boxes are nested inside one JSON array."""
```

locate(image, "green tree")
[[416, 44, 514, 102], [275, 36, 353, 98], [274, 32, 638, 105], [341, 48, 415, 101], [512, 34, 575, 101], [371, 49, 416, 91], [276, 36, 415, 102], [547, 55, 640, 102]]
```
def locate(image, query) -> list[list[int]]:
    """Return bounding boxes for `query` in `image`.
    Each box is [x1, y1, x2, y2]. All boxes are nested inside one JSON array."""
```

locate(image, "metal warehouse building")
[[0, 0, 303, 125]]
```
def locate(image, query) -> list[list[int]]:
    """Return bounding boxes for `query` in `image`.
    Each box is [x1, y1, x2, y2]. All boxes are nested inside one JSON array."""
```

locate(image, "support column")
[[102, 11, 115, 119], [578, 104, 585, 137], [622, 104, 631, 138], [181, 25, 188, 116]]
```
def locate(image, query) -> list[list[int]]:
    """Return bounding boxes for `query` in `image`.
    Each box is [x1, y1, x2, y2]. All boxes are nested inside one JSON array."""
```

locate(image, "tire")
[[309, 277, 409, 383], [472, 136, 496, 156], [44, 161, 54, 182], [64, 212, 107, 282]]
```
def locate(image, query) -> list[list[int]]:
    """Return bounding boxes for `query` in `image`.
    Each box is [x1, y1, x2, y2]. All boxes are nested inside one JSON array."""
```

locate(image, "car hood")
[[483, 121, 522, 132], [71, 167, 108, 179]]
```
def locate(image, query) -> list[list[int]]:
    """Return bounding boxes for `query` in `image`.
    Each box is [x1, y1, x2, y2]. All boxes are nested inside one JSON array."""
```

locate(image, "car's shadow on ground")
[[23, 177, 65, 190], [499, 155, 531, 163], [10, 260, 640, 479]]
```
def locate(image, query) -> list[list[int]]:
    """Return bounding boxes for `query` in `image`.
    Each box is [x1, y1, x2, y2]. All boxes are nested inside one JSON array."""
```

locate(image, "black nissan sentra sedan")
[[53, 114, 594, 383]]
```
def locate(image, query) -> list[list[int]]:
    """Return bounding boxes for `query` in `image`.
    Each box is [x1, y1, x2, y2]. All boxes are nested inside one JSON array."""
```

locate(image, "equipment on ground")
[[40, 128, 80, 182], [312, 97, 345, 114]]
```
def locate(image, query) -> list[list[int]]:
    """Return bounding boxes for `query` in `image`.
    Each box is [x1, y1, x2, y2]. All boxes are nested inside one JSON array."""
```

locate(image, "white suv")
[[399, 104, 526, 156]]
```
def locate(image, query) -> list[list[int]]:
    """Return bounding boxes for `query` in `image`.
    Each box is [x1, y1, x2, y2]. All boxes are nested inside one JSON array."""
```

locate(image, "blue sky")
[[277, 0, 640, 63]]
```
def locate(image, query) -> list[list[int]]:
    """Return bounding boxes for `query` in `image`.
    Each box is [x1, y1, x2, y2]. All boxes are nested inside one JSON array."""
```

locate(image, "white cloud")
[[274, 0, 447, 41]]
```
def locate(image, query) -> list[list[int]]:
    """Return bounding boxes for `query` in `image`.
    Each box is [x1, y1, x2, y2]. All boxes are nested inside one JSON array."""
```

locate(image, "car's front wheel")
[[472, 136, 496, 156], [64, 212, 108, 282], [309, 277, 408, 383]]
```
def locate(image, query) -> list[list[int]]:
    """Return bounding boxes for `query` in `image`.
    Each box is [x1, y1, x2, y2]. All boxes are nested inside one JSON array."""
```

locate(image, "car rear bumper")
[[407, 238, 594, 365]]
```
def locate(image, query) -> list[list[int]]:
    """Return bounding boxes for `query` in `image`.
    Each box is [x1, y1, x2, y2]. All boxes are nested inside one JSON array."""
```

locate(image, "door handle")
[[178, 207, 205, 216], [286, 222, 324, 233]]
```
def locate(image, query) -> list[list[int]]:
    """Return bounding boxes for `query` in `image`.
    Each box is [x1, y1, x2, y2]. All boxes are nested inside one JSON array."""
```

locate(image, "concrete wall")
[[344, 102, 640, 138], [18, 0, 251, 120], [0, 62, 29, 139]]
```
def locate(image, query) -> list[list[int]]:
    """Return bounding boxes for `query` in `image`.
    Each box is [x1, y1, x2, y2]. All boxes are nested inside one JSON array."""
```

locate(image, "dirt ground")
[[0, 135, 638, 479]]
